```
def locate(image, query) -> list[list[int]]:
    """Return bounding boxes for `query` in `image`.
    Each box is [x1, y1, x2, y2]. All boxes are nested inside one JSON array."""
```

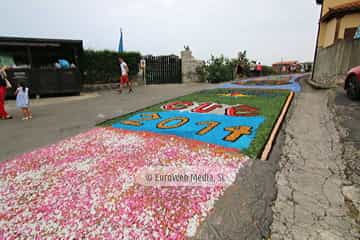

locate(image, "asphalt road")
[[271, 83, 360, 239], [0, 84, 209, 162], [334, 88, 360, 190]]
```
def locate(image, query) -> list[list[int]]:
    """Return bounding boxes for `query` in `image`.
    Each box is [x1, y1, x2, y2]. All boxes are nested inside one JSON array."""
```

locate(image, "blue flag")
[[118, 29, 124, 52]]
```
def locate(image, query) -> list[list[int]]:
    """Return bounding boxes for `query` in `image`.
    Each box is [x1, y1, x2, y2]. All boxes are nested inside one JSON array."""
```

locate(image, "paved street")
[[271, 82, 360, 239], [334, 88, 360, 185], [0, 84, 209, 162], [334, 87, 360, 232]]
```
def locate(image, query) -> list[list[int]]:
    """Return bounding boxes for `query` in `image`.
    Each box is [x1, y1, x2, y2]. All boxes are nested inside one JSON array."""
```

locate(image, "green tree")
[[197, 55, 236, 83]]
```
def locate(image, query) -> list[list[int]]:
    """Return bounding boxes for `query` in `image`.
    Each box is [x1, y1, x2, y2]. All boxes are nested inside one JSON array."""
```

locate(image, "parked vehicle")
[[345, 65, 360, 100]]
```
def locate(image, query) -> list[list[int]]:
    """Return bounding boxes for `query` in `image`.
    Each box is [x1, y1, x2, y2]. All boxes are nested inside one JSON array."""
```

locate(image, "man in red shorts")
[[118, 57, 133, 93]]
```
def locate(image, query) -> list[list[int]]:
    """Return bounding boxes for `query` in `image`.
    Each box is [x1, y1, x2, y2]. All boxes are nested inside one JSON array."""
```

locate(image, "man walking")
[[118, 57, 133, 93]]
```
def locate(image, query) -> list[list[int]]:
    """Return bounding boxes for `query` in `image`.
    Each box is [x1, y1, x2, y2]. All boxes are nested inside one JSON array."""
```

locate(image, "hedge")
[[261, 65, 276, 76], [80, 50, 141, 84]]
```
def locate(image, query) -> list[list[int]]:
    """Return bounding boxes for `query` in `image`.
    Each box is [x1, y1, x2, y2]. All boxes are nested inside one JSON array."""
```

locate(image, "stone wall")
[[180, 49, 204, 83], [312, 39, 360, 87]]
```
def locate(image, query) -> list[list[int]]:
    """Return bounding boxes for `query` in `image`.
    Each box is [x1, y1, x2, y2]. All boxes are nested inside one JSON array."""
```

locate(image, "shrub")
[[195, 64, 208, 82], [80, 50, 141, 84], [197, 55, 236, 83], [197, 51, 279, 83], [261, 65, 276, 76], [235, 51, 251, 76]]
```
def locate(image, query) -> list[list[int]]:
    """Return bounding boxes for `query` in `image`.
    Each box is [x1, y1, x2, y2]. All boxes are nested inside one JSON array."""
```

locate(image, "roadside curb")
[[82, 81, 143, 92], [82, 83, 119, 92], [306, 78, 337, 89]]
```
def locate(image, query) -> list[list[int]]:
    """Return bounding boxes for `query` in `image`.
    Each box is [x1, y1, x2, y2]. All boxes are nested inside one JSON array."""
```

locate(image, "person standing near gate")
[[256, 62, 263, 77], [0, 66, 13, 120], [118, 57, 133, 93], [250, 61, 256, 77]]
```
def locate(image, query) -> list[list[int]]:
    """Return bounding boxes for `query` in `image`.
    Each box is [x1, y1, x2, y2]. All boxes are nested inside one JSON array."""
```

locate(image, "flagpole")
[[118, 28, 124, 53]]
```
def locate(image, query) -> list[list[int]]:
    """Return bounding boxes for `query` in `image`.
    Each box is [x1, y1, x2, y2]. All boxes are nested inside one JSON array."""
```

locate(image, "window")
[[344, 27, 357, 40]]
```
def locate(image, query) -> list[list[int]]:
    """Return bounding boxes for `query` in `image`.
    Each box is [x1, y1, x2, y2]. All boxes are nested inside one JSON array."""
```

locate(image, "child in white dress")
[[15, 83, 32, 120]]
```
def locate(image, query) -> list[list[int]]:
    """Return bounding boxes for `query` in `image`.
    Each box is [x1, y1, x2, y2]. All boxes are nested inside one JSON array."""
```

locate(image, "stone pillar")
[[181, 49, 203, 83]]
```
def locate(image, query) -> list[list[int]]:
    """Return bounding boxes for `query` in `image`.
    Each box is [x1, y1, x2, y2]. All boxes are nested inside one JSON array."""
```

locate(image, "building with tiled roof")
[[311, 1, 360, 87], [316, 0, 360, 47]]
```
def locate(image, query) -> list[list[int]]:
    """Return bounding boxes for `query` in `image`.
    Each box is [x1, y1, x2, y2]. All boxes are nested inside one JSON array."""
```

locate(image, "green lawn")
[[99, 88, 291, 158]]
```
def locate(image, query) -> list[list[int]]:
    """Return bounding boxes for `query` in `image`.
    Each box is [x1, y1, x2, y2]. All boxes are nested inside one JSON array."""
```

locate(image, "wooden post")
[[261, 91, 295, 161]]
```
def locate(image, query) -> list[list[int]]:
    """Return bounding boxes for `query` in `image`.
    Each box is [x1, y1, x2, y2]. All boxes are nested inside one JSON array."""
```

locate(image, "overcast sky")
[[1, 0, 320, 65]]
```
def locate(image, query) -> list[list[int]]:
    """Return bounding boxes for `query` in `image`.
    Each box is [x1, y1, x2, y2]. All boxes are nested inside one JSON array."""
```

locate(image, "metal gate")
[[145, 55, 182, 84]]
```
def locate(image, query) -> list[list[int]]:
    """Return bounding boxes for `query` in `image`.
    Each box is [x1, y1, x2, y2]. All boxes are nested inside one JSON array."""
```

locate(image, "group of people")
[[0, 66, 32, 121], [281, 64, 298, 73], [250, 62, 263, 76]]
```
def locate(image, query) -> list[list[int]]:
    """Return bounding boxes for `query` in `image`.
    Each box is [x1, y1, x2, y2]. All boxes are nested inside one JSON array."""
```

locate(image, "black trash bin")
[[0, 36, 83, 98]]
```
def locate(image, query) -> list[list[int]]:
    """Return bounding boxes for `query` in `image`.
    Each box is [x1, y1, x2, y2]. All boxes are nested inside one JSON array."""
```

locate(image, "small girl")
[[15, 83, 32, 120]]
